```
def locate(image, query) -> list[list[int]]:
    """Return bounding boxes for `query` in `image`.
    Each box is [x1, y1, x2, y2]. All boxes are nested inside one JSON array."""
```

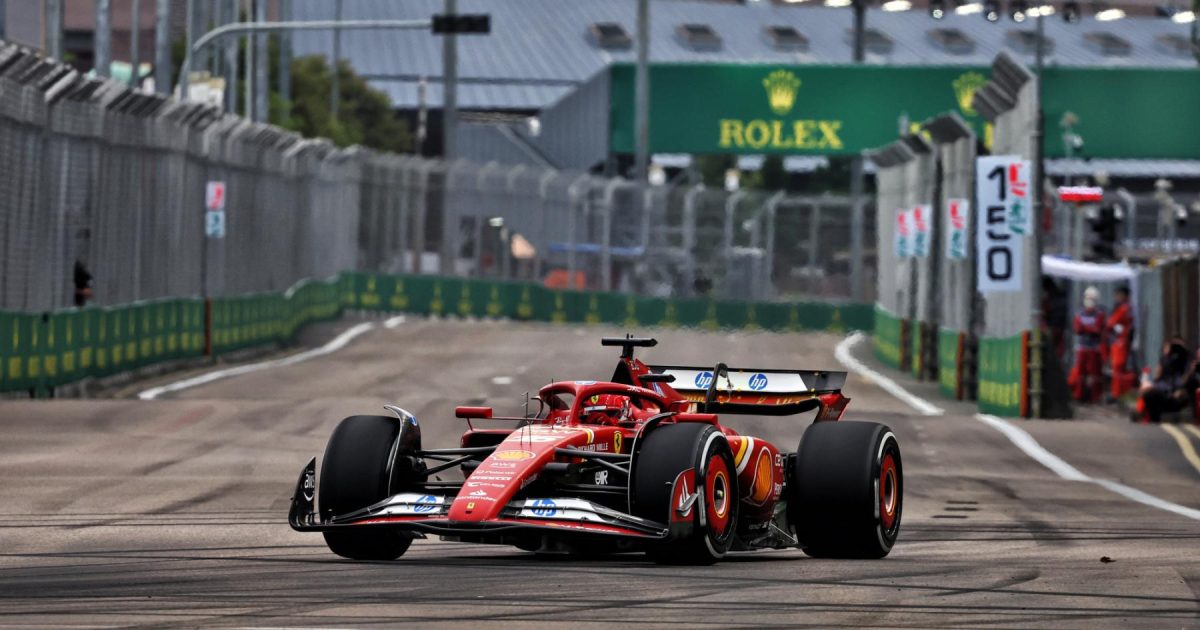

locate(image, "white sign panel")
[[976, 156, 1024, 293], [911, 204, 931, 258], [205, 210, 226, 239], [895, 210, 911, 259], [206, 181, 226, 211], [946, 198, 969, 260]]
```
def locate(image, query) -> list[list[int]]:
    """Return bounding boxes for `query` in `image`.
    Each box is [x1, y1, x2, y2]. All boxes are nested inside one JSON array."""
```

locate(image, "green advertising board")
[[610, 63, 1200, 159]]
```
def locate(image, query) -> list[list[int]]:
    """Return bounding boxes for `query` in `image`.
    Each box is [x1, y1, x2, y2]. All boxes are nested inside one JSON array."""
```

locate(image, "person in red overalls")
[[1106, 286, 1135, 400], [1070, 286, 1106, 403]]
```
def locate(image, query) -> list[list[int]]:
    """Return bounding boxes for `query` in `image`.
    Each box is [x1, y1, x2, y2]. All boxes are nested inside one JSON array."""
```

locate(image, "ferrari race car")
[[289, 336, 903, 564]]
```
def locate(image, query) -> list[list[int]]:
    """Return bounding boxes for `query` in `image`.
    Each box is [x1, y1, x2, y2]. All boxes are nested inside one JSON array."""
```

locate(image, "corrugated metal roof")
[[1047, 158, 1200, 178], [292, 0, 1197, 110]]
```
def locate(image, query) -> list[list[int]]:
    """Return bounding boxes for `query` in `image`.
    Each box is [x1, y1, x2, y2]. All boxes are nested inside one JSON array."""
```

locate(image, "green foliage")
[[695, 154, 736, 188], [281, 55, 412, 153]]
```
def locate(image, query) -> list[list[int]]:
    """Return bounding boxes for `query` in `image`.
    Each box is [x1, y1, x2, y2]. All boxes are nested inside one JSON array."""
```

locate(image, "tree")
[[281, 55, 412, 153]]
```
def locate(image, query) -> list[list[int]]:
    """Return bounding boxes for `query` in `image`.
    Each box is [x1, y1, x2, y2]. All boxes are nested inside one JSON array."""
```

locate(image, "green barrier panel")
[[938, 328, 962, 400], [977, 333, 1026, 417], [873, 305, 902, 369], [0, 312, 11, 391], [79, 308, 96, 375]]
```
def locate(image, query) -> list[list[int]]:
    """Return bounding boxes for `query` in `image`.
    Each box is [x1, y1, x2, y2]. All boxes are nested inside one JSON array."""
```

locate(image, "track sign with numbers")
[[976, 156, 1024, 293]]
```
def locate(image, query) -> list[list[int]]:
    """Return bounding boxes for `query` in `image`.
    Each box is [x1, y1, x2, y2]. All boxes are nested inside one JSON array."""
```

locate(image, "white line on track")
[[834, 332, 944, 416], [835, 331, 1200, 522], [137, 322, 377, 400], [978, 414, 1200, 522], [384, 314, 406, 329]]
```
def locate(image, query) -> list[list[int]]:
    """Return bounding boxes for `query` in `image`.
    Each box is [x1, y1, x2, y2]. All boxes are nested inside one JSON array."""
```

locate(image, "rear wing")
[[644, 364, 847, 417]]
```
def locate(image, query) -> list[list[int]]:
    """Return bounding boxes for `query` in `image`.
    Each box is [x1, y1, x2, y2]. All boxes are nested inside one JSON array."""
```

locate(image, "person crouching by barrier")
[[1132, 338, 1195, 423], [1106, 286, 1136, 400], [1069, 286, 1106, 404]]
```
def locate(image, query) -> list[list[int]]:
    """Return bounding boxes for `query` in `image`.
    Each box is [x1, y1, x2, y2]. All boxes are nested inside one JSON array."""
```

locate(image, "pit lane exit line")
[[835, 332, 1200, 522], [834, 332, 944, 416], [137, 322, 377, 400], [1161, 425, 1200, 478]]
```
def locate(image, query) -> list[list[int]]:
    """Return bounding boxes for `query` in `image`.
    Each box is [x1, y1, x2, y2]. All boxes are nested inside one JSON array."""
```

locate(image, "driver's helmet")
[[581, 394, 631, 425]]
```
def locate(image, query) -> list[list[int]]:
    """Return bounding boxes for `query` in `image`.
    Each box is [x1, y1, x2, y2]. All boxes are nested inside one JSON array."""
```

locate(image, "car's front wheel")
[[319, 415, 414, 560], [631, 422, 739, 565]]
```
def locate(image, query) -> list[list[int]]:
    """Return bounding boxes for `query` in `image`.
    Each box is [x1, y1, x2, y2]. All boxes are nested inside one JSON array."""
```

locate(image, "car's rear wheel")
[[632, 422, 738, 565], [790, 421, 902, 559], [319, 415, 414, 560]]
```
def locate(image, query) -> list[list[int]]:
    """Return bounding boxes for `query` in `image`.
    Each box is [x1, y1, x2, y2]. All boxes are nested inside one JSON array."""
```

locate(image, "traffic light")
[[432, 14, 491, 35], [1088, 204, 1120, 261]]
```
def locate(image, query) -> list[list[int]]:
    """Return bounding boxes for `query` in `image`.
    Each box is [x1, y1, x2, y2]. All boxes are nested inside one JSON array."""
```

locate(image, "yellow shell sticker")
[[494, 450, 535, 461]]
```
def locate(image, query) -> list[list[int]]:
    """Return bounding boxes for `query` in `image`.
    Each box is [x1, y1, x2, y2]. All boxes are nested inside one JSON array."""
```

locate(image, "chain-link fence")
[[1, 41, 873, 314], [0, 43, 358, 312]]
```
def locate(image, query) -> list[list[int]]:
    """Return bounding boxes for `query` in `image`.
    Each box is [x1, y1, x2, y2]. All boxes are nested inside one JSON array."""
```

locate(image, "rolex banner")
[[946, 198, 969, 260], [610, 64, 1200, 159], [976, 156, 1025, 293]]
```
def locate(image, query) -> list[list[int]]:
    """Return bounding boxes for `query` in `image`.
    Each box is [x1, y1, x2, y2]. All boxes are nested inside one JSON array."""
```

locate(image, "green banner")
[[938, 327, 963, 400], [873, 305, 902, 370], [977, 333, 1026, 417], [610, 63, 1200, 159]]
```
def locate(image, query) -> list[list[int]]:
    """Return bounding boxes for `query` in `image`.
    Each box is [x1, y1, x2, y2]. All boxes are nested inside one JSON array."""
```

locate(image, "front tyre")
[[632, 422, 739, 565], [319, 415, 413, 560], [790, 421, 902, 559]]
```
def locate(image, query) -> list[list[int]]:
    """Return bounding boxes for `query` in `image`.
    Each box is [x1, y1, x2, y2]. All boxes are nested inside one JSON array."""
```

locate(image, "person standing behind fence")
[[73, 259, 93, 308], [1070, 286, 1106, 404], [1106, 286, 1135, 400]]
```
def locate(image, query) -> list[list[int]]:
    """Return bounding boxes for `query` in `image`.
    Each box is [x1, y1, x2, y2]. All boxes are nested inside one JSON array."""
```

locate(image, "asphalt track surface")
[[1, 318, 1198, 628]]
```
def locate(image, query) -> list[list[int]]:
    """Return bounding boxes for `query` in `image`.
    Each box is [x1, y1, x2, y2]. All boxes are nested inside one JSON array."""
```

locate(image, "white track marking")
[[977, 414, 1200, 521], [974, 414, 1090, 481], [833, 330, 1199, 521], [384, 314, 406, 328], [137, 323, 376, 400], [834, 332, 944, 416], [492, 376, 513, 386]]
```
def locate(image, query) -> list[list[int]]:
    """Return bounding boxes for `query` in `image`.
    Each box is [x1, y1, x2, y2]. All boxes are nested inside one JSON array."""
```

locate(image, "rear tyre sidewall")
[[319, 415, 413, 561], [790, 421, 902, 559], [632, 422, 739, 565]]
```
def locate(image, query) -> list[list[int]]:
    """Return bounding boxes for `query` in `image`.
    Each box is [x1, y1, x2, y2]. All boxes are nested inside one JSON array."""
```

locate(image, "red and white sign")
[[1005, 161, 1032, 235], [205, 181, 226, 211], [945, 198, 968, 260], [895, 210, 911, 258], [911, 204, 931, 258], [1057, 186, 1104, 203]]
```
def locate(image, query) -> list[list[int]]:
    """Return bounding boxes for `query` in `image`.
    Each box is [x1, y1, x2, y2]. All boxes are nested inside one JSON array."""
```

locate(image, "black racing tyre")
[[319, 415, 413, 561], [632, 422, 738, 565], [790, 421, 902, 559]]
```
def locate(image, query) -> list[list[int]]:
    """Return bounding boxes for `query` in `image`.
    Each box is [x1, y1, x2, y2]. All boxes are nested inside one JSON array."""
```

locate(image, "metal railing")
[[0, 41, 873, 313]]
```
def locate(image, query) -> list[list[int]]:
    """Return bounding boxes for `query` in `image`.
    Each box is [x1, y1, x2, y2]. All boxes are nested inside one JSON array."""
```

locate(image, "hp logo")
[[530, 498, 558, 517], [748, 373, 769, 391], [413, 495, 438, 513], [694, 371, 714, 388]]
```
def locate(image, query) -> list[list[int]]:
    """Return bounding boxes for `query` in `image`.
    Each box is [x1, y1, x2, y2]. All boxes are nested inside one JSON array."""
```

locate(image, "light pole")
[[633, 0, 650, 182], [848, 0, 867, 301]]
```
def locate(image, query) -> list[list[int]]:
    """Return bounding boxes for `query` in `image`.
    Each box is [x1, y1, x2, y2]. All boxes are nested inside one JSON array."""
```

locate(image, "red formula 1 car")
[[289, 336, 902, 564]]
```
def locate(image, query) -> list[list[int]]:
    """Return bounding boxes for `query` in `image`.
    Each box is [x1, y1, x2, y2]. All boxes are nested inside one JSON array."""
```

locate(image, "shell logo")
[[749, 451, 774, 504], [494, 450, 535, 461]]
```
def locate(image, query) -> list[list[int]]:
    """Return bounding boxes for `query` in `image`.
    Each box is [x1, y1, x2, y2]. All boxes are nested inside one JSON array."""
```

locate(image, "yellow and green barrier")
[[0, 272, 869, 395], [873, 305, 903, 370], [343, 272, 871, 333], [977, 332, 1028, 417], [938, 327, 965, 400]]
